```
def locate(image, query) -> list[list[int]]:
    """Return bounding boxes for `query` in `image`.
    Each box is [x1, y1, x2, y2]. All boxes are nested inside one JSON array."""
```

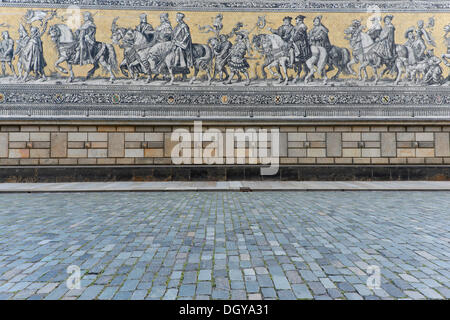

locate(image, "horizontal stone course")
[[0, 124, 447, 166]]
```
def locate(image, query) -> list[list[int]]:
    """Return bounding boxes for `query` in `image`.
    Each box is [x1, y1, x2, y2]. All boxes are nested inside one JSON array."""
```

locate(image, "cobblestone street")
[[0, 191, 449, 300]]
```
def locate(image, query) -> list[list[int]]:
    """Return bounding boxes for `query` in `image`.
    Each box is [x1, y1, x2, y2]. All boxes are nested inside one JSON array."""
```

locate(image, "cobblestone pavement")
[[0, 192, 449, 300]]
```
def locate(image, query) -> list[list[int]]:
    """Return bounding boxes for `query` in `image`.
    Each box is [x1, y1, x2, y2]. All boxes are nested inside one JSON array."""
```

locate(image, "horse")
[[327, 45, 353, 80], [252, 33, 329, 85], [111, 17, 154, 82], [252, 34, 289, 85], [48, 24, 118, 83], [146, 40, 213, 85], [345, 25, 408, 84]]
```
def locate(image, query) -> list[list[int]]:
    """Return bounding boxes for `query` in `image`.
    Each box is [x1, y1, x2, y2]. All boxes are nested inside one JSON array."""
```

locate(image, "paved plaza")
[[0, 191, 449, 300]]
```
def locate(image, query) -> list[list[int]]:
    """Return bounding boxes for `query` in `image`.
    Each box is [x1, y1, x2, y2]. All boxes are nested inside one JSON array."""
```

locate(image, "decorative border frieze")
[[1, 1, 450, 12], [0, 85, 448, 106]]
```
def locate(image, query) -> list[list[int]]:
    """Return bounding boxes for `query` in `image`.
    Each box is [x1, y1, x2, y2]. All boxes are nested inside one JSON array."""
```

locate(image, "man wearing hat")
[[308, 15, 331, 51], [288, 15, 311, 68], [74, 11, 97, 65], [268, 16, 294, 43], [372, 15, 396, 61], [155, 13, 173, 43], [135, 13, 154, 42], [171, 12, 193, 72]]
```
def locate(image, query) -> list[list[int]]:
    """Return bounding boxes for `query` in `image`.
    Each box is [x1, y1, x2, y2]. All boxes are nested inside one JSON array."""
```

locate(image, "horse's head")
[[111, 17, 125, 44], [208, 37, 219, 49], [252, 34, 263, 49], [252, 34, 269, 54], [48, 25, 61, 43]]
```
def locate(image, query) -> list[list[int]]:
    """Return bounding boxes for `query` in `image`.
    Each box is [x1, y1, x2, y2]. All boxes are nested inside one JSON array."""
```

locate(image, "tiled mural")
[[0, 1, 447, 121], [0, 4, 448, 86]]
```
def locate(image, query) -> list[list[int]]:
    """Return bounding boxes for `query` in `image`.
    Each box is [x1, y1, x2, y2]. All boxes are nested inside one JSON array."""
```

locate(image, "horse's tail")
[[317, 46, 328, 71], [107, 43, 118, 73], [196, 44, 213, 73], [341, 47, 352, 74]]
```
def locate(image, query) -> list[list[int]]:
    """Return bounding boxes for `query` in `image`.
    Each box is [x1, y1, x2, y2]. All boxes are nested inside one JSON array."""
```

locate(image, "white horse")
[[49, 24, 117, 83], [252, 34, 289, 85], [252, 33, 329, 85], [345, 25, 408, 84]]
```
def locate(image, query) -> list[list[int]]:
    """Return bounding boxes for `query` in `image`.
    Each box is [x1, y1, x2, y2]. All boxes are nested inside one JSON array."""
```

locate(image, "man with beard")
[[171, 12, 193, 76], [269, 16, 294, 43], [372, 15, 396, 62], [288, 15, 311, 68], [135, 13, 154, 43]]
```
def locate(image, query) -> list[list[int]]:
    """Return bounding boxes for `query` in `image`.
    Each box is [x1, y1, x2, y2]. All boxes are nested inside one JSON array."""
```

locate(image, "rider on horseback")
[[155, 13, 173, 43], [287, 15, 311, 69], [309, 16, 333, 71], [372, 15, 396, 63], [135, 13, 154, 43], [74, 12, 97, 66], [269, 16, 294, 43]]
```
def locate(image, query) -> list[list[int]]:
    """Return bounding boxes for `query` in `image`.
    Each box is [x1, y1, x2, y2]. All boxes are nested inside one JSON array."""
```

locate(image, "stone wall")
[[1, 123, 450, 166]]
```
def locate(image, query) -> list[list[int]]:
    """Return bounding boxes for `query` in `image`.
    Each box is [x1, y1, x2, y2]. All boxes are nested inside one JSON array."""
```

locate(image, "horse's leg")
[[275, 64, 283, 83], [261, 61, 268, 80], [23, 70, 30, 82], [347, 58, 357, 76], [99, 57, 116, 83], [54, 57, 69, 75], [394, 58, 404, 85], [380, 67, 389, 79], [304, 59, 315, 84], [373, 67, 379, 84], [86, 63, 98, 81], [267, 64, 278, 81], [292, 63, 301, 84], [243, 71, 251, 86], [189, 66, 198, 85], [225, 72, 235, 84], [205, 65, 212, 86], [281, 59, 288, 85], [331, 68, 341, 81], [222, 67, 229, 81], [358, 61, 368, 81], [67, 63, 74, 83], [300, 63, 310, 81]]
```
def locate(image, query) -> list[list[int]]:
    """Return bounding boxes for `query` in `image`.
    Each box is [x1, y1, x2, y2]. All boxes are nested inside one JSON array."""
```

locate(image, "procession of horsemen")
[[0, 10, 449, 86]]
